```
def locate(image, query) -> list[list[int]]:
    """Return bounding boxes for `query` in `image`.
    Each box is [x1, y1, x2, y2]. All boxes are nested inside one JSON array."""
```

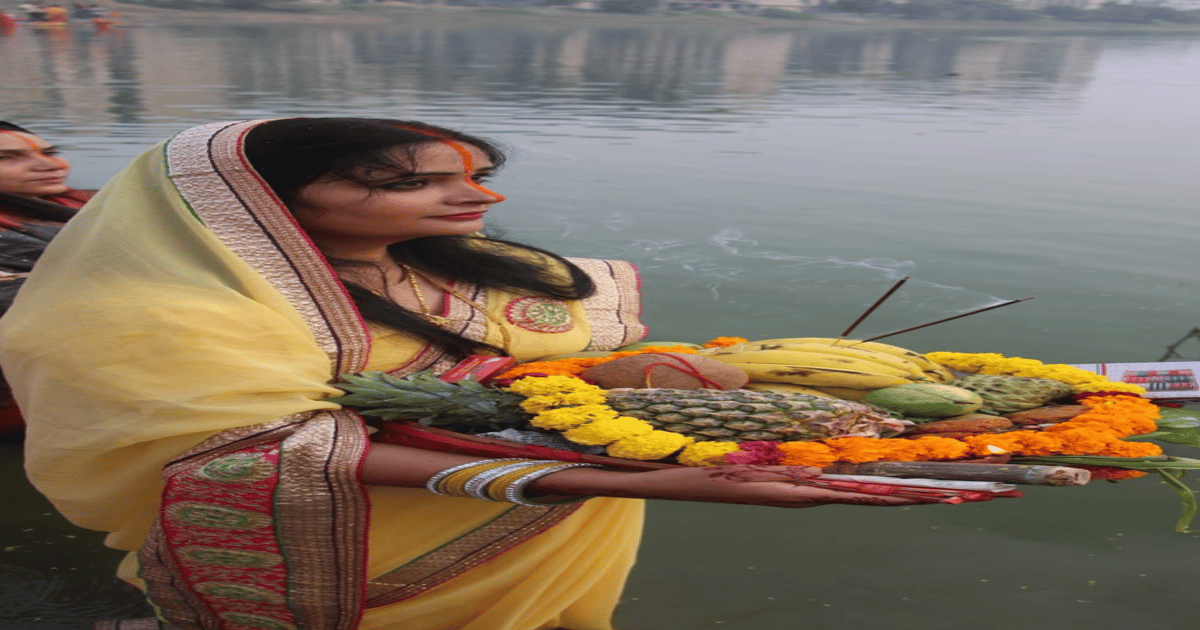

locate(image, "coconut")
[[862, 383, 983, 418], [579, 352, 750, 390]]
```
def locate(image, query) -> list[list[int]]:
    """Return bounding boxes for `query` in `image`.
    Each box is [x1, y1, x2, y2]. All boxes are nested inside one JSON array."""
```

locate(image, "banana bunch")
[[699, 337, 955, 401]]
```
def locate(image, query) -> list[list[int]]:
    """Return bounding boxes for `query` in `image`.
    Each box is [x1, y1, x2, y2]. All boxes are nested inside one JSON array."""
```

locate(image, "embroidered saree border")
[[135, 122, 374, 630], [364, 503, 582, 608], [140, 412, 372, 630], [165, 121, 370, 372], [568, 258, 647, 350]]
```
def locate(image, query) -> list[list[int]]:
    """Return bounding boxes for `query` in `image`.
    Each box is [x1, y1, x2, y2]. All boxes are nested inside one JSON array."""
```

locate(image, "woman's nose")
[[459, 177, 506, 203]]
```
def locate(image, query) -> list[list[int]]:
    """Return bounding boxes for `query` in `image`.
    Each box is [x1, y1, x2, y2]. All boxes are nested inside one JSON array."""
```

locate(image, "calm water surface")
[[1, 19, 1199, 630]]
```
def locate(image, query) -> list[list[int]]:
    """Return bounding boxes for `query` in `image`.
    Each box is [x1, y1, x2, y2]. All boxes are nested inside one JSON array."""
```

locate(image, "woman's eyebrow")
[[404, 166, 496, 177], [0, 145, 60, 156]]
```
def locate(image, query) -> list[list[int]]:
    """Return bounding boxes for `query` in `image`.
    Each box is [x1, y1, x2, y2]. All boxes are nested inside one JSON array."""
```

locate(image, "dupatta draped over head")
[[0, 121, 649, 630]]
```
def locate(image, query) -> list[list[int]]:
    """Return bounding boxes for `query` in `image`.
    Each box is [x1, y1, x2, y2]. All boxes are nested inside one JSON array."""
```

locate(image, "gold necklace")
[[402, 266, 452, 326], [401, 264, 513, 353]]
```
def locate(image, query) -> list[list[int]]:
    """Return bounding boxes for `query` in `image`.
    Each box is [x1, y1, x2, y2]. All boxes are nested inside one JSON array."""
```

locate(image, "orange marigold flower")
[[495, 347, 703, 381], [1095, 440, 1163, 458], [702, 337, 749, 348], [777, 442, 837, 467], [824, 437, 924, 463], [906, 436, 973, 460]]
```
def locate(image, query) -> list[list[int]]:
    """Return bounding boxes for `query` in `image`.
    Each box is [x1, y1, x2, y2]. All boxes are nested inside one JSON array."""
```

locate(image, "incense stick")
[[837, 276, 910, 340], [856, 297, 1036, 343]]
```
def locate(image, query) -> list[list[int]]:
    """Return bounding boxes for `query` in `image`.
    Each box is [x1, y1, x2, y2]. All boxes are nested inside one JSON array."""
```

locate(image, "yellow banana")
[[706, 349, 915, 379], [720, 361, 913, 389], [722, 341, 930, 380], [742, 382, 835, 398], [752, 337, 953, 382], [803, 386, 879, 401], [917, 360, 956, 383]]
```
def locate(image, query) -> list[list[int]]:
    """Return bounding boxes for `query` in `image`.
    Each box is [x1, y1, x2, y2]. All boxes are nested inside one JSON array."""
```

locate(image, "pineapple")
[[947, 374, 1073, 414], [603, 387, 905, 441], [333, 371, 906, 442]]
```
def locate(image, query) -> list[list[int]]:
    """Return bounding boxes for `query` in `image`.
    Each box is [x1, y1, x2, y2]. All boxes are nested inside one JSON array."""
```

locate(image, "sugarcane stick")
[[822, 461, 1091, 486]]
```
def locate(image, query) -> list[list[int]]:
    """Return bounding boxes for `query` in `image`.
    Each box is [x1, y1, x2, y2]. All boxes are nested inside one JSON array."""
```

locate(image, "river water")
[[2, 17, 1199, 630]]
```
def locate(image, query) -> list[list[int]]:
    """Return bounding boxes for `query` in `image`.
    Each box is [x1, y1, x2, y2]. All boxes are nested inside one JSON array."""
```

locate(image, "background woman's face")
[[0, 131, 71, 198]]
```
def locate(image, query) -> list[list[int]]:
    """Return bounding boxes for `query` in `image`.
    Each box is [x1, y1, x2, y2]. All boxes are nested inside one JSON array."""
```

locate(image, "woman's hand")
[[529, 465, 947, 508]]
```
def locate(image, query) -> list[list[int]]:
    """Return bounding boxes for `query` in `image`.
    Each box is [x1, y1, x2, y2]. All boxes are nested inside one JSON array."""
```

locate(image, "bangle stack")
[[426, 458, 607, 507]]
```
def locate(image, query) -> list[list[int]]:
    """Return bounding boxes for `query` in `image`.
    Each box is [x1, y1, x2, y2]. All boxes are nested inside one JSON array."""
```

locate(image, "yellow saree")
[[0, 121, 648, 630]]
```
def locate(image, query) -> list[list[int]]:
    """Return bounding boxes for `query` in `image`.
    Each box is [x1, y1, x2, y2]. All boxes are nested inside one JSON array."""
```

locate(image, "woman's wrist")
[[522, 465, 639, 499]]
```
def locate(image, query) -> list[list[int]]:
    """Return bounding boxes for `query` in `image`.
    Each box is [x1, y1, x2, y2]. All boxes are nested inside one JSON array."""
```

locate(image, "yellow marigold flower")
[[1075, 381, 1147, 394], [529, 405, 618, 431], [519, 390, 608, 413], [506, 375, 602, 397], [606, 431, 694, 460], [677, 441, 741, 467], [923, 351, 1146, 394], [563, 416, 655, 446]]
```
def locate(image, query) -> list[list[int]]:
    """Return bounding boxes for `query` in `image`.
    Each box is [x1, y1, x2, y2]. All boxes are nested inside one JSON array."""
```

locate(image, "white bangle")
[[503, 463, 608, 507]]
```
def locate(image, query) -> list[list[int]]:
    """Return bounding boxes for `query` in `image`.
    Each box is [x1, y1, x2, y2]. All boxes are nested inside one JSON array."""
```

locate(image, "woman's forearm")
[[360, 443, 940, 508], [359, 442, 486, 486]]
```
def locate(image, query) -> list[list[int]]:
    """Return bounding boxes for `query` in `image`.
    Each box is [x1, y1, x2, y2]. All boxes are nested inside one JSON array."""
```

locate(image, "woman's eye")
[[382, 179, 427, 190], [471, 174, 493, 184]]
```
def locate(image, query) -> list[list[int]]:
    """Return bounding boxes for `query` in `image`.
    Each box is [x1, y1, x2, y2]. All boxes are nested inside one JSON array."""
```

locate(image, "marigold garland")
[[923, 352, 1147, 395], [504, 374, 705, 461]]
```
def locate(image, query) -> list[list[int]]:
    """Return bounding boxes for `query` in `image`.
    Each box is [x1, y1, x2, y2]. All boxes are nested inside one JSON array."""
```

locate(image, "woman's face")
[[0, 131, 71, 198], [290, 141, 505, 258]]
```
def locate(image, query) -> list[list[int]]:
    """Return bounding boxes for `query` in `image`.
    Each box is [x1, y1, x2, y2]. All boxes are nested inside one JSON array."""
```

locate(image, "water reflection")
[[2, 23, 1106, 125]]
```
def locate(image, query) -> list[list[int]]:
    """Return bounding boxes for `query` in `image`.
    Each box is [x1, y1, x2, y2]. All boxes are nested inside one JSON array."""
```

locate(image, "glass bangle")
[[462, 461, 546, 500], [438, 459, 535, 498], [484, 462, 571, 502], [503, 463, 609, 507], [425, 459, 528, 497]]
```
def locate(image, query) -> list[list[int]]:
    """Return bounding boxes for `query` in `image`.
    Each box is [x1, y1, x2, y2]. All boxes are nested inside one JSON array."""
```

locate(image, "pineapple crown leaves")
[[329, 370, 531, 431]]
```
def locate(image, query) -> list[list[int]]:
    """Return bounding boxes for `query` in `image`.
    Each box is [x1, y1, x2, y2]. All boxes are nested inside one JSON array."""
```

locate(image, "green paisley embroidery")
[[196, 581, 286, 604], [165, 502, 272, 531], [178, 546, 282, 568], [218, 612, 297, 630], [195, 452, 275, 483]]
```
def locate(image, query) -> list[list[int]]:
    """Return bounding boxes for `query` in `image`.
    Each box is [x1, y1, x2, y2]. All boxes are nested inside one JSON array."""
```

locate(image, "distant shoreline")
[[107, 1, 1200, 31]]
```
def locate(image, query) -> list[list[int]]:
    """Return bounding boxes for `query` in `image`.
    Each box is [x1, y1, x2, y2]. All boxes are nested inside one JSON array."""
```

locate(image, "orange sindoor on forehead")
[[438, 138, 506, 202], [0, 130, 70, 170]]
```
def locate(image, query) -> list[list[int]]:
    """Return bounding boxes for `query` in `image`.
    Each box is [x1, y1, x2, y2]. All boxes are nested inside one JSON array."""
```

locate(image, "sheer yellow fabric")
[[0, 122, 645, 630]]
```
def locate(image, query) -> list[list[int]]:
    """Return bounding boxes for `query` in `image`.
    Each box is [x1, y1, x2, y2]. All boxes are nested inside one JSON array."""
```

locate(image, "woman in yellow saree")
[[0, 118, 923, 630]]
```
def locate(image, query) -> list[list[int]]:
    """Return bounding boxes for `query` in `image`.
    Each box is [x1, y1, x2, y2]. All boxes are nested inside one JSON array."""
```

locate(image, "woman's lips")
[[439, 212, 485, 220]]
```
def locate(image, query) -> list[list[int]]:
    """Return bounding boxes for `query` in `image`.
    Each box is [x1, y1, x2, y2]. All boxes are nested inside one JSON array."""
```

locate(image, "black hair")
[[243, 117, 595, 359], [0, 122, 32, 134]]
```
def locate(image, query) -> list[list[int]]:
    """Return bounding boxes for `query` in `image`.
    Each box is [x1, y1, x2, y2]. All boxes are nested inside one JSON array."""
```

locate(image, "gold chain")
[[401, 263, 513, 353]]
